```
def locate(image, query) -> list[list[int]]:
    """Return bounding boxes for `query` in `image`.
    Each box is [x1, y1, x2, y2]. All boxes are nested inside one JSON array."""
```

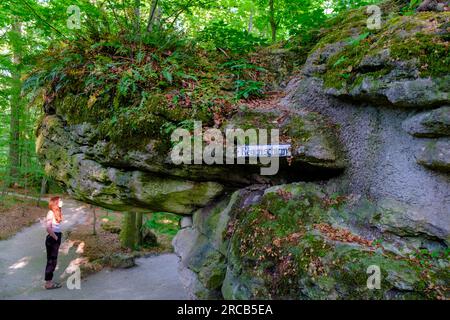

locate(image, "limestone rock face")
[[173, 188, 262, 299], [36, 108, 346, 213], [416, 138, 450, 172], [36, 116, 224, 214], [224, 109, 346, 169], [174, 183, 450, 300], [279, 7, 450, 242], [401, 107, 450, 171], [309, 11, 450, 109], [172, 5, 450, 300], [330, 76, 449, 108], [402, 107, 450, 138]]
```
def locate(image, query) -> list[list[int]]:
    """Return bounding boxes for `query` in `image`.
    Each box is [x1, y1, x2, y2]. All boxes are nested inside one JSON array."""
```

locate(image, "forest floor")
[[0, 194, 48, 240], [0, 197, 188, 300]]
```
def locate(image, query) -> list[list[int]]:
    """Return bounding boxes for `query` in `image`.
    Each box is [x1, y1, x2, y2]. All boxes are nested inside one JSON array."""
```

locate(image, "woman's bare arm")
[[46, 214, 58, 240]]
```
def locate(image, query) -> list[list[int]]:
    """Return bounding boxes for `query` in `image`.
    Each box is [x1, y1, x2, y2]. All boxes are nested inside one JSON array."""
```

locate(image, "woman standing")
[[44, 196, 64, 289]]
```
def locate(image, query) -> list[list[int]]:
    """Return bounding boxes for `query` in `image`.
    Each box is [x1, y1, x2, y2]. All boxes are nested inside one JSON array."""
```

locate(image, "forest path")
[[0, 198, 188, 300]]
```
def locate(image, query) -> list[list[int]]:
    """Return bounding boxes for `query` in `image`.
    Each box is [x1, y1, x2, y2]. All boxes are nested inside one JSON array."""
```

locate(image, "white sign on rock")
[[236, 144, 292, 158]]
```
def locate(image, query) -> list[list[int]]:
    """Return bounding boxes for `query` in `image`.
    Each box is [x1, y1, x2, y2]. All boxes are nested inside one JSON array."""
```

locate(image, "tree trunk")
[[147, 0, 159, 32], [134, 0, 141, 33], [36, 177, 48, 206], [8, 21, 23, 186], [120, 212, 144, 249], [136, 212, 143, 245], [92, 205, 97, 235], [248, 8, 254, 33], [120, 212, 137, 249], [269, 0, 277, 42], [154, 5, 162, 29]]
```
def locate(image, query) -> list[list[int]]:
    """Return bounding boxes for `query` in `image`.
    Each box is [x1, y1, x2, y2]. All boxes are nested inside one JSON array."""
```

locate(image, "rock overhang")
[[36, 108, 347, 214]]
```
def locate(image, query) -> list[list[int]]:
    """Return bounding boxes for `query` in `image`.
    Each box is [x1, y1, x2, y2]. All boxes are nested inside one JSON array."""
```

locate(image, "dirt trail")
[[0, 198, 188, 300]]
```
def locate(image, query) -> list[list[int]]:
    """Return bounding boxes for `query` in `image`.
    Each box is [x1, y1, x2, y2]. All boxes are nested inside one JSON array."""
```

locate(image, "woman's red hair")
[[49, 197, 63, 223]]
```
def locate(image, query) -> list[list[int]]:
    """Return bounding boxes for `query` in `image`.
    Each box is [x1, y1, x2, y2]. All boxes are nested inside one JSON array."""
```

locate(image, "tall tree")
[[268, 0, 277, 42], [248, 6, 255, 33], [7, 20, 24, 186], [147, 0, 160, 32], [120, 212, 144, 249], [134, 0, 141, 33]]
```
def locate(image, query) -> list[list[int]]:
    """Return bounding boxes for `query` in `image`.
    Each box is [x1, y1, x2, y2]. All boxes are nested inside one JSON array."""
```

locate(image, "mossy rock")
[[225, 182, 449, 299], [307, 3, 450, 107], [142, 228, 158, 247], [37, 115, 226, 214], [185, 233, 227, 291], [102, 253, 136, 269]]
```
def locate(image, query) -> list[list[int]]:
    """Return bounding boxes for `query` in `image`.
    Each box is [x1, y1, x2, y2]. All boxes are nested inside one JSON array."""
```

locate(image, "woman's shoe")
[[45, 282, 62, 290]]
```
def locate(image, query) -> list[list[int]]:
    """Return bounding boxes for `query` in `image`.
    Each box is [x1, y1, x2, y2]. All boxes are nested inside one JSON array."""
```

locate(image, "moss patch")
[[316, 6, 450, 90]]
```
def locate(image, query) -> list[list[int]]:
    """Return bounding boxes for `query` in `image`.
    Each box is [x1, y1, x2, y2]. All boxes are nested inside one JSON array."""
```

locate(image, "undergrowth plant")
[[24, 27, 270, 149]]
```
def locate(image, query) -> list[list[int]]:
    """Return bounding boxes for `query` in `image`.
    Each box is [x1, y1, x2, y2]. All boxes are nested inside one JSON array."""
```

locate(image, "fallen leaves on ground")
[[0, 198, 47, 240], [276, 188, 293, 201], [238, 91, 289, 112], [322, 195, 350, 208], [261, 208, 277, 221], [314, 223, 373, 247]]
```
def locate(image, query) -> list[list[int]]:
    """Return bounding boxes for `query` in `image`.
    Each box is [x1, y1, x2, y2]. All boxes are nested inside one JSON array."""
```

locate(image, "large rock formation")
[[36, 109, 345, 214], [171, 5, 450, 300], [175, 183, 449, 299], [35, 1, 450, 299], [279, 6, 450, 242]]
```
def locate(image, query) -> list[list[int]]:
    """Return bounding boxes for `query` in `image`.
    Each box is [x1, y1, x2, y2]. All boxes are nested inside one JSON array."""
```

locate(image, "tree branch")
[[19, 0, 68, 39]]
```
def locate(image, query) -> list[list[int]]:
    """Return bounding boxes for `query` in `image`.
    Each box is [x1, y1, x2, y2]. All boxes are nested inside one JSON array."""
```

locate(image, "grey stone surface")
[[180, 216, 193, 229], [36, 116, 225, 215], [402, 106, 450, 138], [281, 76, 450, 242], [340, 76, 450, 108], [416, 138, 450, 173]]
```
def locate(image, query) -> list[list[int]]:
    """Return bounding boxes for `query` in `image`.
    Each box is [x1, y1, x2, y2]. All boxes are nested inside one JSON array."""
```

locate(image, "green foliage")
[[400, 0, 422, 15], [220, 58, 267, 99], [412, 247, 450, 266], [24, 29, 241, 146], [346, 31, 370, 46], [198, 20, 267, 54], [144, 212, 181, 237], [0, 194, 47, 211], [235, 79, 265, 99], [332, 55, 348, 67]]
